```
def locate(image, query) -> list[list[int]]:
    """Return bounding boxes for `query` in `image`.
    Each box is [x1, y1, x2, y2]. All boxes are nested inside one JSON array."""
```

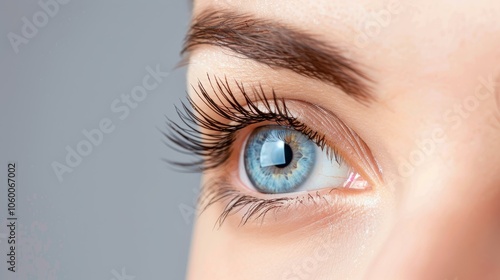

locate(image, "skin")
[[185, 0, 500, 279]]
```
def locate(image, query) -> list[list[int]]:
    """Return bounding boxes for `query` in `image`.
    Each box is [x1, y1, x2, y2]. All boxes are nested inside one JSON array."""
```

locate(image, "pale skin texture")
[[186, 0, 500, 279]]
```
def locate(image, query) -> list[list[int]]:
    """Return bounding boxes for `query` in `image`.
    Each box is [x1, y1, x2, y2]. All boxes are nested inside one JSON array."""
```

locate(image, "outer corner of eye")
[[237, 125, 370, 196]]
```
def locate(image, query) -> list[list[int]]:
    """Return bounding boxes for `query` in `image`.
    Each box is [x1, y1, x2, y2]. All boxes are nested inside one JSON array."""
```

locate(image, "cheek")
[[188, 183, 392, 280]]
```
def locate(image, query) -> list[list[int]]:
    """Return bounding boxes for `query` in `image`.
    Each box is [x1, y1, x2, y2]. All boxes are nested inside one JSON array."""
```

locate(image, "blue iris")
[[244, 126, 316, 194]]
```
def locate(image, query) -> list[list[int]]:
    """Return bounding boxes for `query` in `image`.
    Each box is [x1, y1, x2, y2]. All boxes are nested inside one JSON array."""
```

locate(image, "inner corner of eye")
[[236, 125, 368, 195]]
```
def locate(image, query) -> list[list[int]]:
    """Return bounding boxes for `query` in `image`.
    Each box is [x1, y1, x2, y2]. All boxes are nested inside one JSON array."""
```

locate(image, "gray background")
[[0, 1, 198, 279]]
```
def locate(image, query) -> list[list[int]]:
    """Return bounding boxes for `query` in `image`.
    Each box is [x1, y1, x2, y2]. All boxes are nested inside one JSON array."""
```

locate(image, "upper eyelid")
[[227, 101, 382, 188], [292, 103, 383, 186], [166, 74, 381, 187]]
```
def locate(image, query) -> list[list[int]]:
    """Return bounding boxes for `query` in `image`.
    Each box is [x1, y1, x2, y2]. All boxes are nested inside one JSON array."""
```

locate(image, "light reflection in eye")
[[343, 172, 368, 189], [242, 125, 362, 194]]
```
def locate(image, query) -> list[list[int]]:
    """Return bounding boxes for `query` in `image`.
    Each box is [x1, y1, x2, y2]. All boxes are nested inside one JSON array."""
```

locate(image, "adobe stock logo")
[[7, 0, 70, 54], [110, 267, 135, 280]]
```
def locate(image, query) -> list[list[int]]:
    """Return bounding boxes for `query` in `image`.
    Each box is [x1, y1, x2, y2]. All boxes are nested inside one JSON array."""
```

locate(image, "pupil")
[[275, 143, 293, 168]]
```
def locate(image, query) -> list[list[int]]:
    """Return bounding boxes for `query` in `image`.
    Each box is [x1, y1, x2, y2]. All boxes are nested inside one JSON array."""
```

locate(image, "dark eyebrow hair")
[[182, 10, 374, 102]]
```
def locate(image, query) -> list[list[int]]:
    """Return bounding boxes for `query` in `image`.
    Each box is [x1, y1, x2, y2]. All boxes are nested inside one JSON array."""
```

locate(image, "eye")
[[241, 125, 366, 194], [166, 75, 380, 226]]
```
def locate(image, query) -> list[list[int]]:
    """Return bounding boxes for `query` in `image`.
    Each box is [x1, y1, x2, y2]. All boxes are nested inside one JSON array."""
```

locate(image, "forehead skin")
[[187, 0, 500, 279]]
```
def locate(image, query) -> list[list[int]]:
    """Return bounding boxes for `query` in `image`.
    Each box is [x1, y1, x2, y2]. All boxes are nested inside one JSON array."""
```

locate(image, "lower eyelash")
[[200, 176, 339, 227]]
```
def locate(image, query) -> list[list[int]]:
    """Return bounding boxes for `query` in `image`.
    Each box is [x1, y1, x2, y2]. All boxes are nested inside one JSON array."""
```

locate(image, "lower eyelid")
[[199, 171, 377, 231]]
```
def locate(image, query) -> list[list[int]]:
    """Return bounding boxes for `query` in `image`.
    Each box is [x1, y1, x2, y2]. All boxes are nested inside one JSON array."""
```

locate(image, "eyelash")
[[165, 74, 345, 226]]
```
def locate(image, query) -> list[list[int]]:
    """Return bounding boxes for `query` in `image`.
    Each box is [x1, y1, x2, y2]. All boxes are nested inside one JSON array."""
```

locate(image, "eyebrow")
[[182, 10, 374, 102]]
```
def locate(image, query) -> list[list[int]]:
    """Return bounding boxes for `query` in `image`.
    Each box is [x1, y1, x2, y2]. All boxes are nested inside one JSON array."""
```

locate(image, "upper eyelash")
[[164, 74, 341, 172]]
